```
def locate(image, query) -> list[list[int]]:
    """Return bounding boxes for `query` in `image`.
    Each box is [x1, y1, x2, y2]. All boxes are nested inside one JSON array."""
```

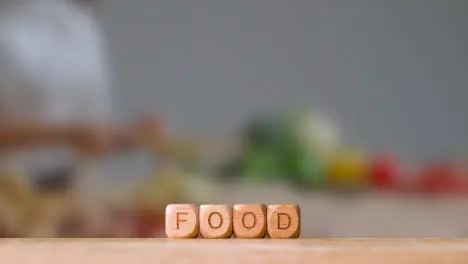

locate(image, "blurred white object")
[[0, 0, 111, 124], [296, 111, 342, 157], [0, 0, 111, 183]]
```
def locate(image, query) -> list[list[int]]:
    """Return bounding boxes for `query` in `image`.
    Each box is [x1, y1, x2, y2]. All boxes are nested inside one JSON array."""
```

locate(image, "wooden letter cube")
[[165, 204, 199, 238], [267, 204, 301, 238], [233, 204, 267, 238], [199, 205, 233, 238]]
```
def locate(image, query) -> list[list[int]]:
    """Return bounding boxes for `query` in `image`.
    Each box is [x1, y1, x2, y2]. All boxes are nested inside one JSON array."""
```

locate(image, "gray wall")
[[101, 0, 468, 163]]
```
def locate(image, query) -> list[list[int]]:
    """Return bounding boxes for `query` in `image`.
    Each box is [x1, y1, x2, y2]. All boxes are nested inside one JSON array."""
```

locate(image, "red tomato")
[[370, 155, 400, 190], [418, 164, 465, 194]]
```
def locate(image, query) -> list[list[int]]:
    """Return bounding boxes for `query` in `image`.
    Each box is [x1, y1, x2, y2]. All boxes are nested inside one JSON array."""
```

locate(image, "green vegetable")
[[282, 145, 325, 188], [242, 148, 282, 183]]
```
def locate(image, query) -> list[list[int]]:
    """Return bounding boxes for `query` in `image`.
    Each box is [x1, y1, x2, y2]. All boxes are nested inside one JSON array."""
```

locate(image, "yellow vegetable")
[[327, 151, 370, 189]]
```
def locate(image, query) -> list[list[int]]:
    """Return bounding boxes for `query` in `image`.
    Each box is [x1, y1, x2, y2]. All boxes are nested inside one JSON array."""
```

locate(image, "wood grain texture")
[[2, 239, 468, 264]]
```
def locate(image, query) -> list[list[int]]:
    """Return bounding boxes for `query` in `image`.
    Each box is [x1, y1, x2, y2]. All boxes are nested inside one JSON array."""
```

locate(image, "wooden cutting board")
[[1, 239, 468, 264]]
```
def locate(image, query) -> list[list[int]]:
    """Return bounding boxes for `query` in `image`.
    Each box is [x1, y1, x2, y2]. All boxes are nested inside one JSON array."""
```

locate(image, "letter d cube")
[[166, 204, 199, 238], [267, 205, 301, 238]]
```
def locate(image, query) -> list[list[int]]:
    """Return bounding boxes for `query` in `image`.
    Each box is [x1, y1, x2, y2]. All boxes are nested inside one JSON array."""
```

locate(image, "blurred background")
[[0, 0, 468, 238]]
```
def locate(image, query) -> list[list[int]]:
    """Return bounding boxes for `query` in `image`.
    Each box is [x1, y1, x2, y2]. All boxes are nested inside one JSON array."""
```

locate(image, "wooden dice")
[[165, 204, 199, 238], [165, 204, 300, 239], [267, 205, 301, 238], [200, 205, 233, 238], [233, 204, 266, 238]]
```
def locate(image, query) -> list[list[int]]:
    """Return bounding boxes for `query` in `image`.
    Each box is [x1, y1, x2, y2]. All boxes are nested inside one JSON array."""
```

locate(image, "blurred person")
[[0, 0, 163, 237]]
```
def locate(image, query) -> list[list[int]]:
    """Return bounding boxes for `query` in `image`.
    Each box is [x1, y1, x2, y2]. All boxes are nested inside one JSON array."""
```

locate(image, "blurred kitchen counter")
[[209, 182, 468, 238]]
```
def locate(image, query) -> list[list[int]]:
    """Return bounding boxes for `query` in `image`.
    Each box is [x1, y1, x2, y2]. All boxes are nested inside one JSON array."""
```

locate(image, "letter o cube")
[[267, 204, 301, 238], [199, 205, 233, 238], [233, 204, 267, 238], [165, 204, 199, 238]]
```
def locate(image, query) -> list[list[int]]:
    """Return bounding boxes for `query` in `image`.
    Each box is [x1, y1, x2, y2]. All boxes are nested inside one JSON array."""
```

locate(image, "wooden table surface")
[[2, 239, 468, 264]]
